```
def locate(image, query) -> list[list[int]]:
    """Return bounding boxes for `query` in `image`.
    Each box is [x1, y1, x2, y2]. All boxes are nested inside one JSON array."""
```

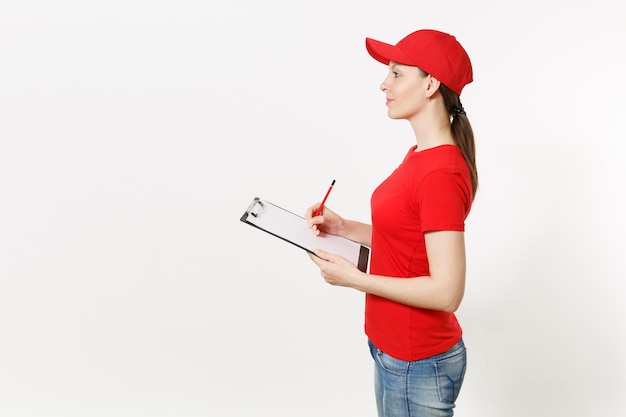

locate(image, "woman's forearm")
[[340, 220, 372, 247], [349, 231, 467, 312]]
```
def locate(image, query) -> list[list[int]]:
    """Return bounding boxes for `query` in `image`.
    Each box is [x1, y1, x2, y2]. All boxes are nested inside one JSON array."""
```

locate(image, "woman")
[[306, 29, 477, 417]]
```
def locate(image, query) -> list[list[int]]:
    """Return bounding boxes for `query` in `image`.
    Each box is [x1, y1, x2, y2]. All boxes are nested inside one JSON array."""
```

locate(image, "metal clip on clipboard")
[[245, 198, 264, 217]]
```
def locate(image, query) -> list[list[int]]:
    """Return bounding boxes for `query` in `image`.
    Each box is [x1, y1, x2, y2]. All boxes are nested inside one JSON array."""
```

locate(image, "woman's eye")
[[393, 71, 400, 78]]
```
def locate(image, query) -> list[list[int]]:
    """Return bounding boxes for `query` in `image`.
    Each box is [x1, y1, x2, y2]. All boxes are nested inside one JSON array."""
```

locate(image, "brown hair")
[[439, 83, 478, 199]]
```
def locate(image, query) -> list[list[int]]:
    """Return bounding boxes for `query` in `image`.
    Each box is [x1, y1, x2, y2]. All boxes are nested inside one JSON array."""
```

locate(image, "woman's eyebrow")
[[390, 62, 407, 70]]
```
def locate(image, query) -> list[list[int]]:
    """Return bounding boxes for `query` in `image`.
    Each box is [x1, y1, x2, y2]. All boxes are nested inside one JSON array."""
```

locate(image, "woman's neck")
[[411, 120, 455, 151], [409, 97, 455, 151]]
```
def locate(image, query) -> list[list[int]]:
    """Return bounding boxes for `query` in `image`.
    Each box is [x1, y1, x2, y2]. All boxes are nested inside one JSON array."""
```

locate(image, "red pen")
[[314, 179, 335, 217]]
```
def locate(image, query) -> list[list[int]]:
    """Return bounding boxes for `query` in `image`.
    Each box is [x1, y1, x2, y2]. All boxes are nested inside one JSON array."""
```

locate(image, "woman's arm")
[[335, 219, 372, 247], [309, 230, 466, 312]]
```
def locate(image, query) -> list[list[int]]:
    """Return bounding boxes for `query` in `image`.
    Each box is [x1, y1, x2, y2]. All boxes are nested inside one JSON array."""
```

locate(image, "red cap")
[[366, 29, 473, 95]]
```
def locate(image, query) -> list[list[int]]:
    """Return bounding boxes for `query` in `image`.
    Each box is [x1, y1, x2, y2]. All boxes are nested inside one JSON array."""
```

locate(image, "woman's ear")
[[425, 75, 441, 98]]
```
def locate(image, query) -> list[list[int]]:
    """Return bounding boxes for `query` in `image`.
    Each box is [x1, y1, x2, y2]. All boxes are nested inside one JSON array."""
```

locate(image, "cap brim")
[[365, 37, 414, 66]]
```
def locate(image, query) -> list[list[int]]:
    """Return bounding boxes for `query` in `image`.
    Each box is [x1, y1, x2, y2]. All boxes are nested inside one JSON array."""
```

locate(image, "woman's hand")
[[305, 204, 345, 236], [307, 249, 364, 289]]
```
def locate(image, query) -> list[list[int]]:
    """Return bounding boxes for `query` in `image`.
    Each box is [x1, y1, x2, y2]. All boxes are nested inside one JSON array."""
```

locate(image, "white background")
[[1, 1, 624, 416]]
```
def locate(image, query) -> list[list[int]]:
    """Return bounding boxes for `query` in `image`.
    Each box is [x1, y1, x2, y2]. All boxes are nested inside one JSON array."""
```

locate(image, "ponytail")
[[440, 84, 478, 199]]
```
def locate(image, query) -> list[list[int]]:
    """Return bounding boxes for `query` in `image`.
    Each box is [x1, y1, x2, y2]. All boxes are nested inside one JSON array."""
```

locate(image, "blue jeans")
[[368, 339, 467, 417]]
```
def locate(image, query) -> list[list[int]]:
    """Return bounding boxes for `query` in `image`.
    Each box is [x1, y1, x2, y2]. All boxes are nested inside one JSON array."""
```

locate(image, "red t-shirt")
[[365, 144, 473, 361]]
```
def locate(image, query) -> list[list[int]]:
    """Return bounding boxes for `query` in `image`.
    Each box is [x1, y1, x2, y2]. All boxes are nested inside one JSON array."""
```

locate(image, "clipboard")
[[240, 197, 370, 272]]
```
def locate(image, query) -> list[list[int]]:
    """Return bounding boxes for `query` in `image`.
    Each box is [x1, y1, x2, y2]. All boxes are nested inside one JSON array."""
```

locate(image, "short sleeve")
[[418, 169, 471, 232]]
